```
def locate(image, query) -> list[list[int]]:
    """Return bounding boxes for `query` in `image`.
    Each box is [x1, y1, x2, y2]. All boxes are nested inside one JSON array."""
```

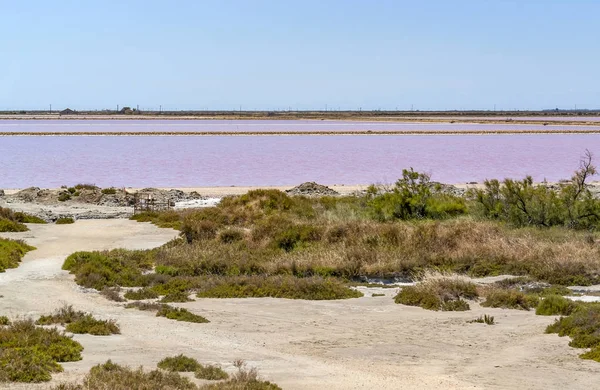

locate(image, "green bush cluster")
[[481, 289, 539, 311], [101, 187, 117, 195], [52, 359, 279, 389], [0, 207, 45, 231], [0, 238, 35, 272], [468, 314, 495, 325], [126, 302, 209, 324], [473, 152, 600, 229], [535, 295, 577, 316], [56, 217, 75, 224], [394, 277, 478, 311], [366, 169, 467, 221], [58, 192, 72, 202], [0, 319, 83, 383], [0, 316, 10, 326], [124, 288, 159, 300], [546, 303, 600, 362], [196, 275, 363, 300], [157, 354, 201, 372], [36, 305, 120, 336]]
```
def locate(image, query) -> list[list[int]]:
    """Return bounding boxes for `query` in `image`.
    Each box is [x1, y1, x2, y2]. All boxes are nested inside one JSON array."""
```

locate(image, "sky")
[[0, 0, 598, 111]]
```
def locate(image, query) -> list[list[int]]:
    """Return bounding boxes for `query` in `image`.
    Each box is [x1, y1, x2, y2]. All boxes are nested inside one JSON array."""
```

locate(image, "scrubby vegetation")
[[126, 302, 209, 324], [536, 295, 578, 316], [0, 319, 83, 383], [0, 316, 10, 326], [481, 289, 539, 311], [124, 287, 159, 300], [468, 314, 495, 325], [36, 305, 120, 335], [56, 217, 75, 224], [52, 359, 278, 390], [0, 207, 46, 232], [100, 286, 125, 302], [194, 364, 229, 380], [546, 303, 600, 362], [157, 354, 201, 372], [394, 274, 477, 311], [101, 187, 117, 195], [0, 237, 35, 272]]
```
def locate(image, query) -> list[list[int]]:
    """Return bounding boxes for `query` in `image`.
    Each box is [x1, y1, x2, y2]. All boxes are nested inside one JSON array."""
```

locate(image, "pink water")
[[1, 135, 599, 188], [3, 120, 600, 132]]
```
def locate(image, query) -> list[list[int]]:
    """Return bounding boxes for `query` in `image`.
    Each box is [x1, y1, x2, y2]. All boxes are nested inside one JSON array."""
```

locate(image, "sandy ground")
[[2, 221, 600, 389]]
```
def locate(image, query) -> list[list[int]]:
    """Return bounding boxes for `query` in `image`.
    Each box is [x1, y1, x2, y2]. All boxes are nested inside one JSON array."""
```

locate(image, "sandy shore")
[[1, 221, 599, 389]]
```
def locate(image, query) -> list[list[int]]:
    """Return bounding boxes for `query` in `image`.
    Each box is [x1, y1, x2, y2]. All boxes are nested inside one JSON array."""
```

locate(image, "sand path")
[[1, 221, 599, 389]]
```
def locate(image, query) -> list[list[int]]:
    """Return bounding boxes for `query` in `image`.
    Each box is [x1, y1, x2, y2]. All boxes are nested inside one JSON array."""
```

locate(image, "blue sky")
[[1, 0, 598, 111]]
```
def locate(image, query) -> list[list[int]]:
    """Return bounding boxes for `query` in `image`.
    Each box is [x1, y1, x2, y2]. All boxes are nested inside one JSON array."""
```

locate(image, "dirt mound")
[[285, 182, 339, 197]]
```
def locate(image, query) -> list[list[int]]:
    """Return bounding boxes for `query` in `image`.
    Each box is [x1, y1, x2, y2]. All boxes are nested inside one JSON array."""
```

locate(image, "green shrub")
[[74, 183, 98, 190], [156, 306, 209, 324], [0, 316, 10, 326], [366, 169, 467, 221], [36, 305, 86, 325], [56, 217, 75, 224], [37, 305, 120, 336], [581, 346, 600, 362], [160, 291, 193, 303], [65, 315, 120, 336], [125, 301, 163, 312], [481, 289, 539, 311], [157, 355, 200, 372], [0, 219, 28, 232], [546, 303, 600, 350], [219, 228, 244, 244], [201, 360, 281, 390], [58, 193, 71, 202], [535, 295, 577, 316], [100, 287, 125, 302], [101, 188, 117, 195], [196, 276, 362, 300], [195, 364, 229, 380], [13, 212, 46, 224], [124, 288, 159, 300], [51, 360, 197, 390], [468, 314, 495, 325], [371, 293, 385, 297], [0, 238, 35, 272], [67, 187, 77, 194], [272, 224, 322, 251], [394, 276, 478, 311], [0, 319, 83, 383]]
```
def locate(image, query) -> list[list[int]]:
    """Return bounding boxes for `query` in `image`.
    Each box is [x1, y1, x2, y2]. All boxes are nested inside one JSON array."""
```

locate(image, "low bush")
[[37, 305, 120, 336], [546, 303, 600, 349], [0, 219, 28, 232], [125, 301, 164, 311], [66, 315, 120, 336], [468, 314, 495, 325], [394, 275, 478, 311], [201, 360, 281, 390], [51, 360, 197, 390], [13, 212, 46, 224], [124, 288, 159, 300], [195, 364, 229, 380], [196, 275, 362, 300], [156, 306, 209, 323], [372, 293, 385, 297], [0, 316, 10, 325], [101, 187, 117, 195], [535, 295, 577, 316], [74, 183, 98, 190], [36, 304, 86, 325], [0, 238, 35, 272], [481, 289, 539, 311], [0, 319, 83, 383], [58, 193, 71, 202], [126, 302, 209, 323], [157, 354, 200, 372], [131, 211, 183, 229], [160, 291, 193, 303], [100, 287, 125, 302], [56, 217, 75, 224]]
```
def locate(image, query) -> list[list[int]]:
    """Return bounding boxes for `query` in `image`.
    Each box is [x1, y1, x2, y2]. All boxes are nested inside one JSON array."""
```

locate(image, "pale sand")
[[1, 221, 600, 389]]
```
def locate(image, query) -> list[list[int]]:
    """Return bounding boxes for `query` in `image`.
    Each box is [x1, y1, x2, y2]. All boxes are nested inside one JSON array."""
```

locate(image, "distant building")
[[59, 108, 77, 115]]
